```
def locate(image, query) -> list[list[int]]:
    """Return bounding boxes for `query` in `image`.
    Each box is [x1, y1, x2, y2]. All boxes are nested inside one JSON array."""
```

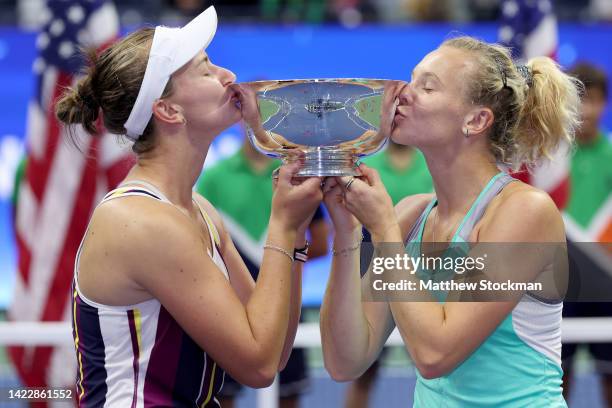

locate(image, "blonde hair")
[[442, 36, 582, 170], [56, 28, 174, 155]]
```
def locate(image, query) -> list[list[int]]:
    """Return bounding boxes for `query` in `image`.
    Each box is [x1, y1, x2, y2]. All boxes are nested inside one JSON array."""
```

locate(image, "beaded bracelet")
[[264, 244, 294, 262]]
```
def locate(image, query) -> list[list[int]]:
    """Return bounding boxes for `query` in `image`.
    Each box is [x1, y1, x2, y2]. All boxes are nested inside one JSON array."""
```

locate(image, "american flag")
[[499, 0, 570, 209], [8, 0, 134, 397]]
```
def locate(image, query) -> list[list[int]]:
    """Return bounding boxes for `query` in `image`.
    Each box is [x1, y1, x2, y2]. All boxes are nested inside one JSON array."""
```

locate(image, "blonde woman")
[[320, 36, 580, 407]]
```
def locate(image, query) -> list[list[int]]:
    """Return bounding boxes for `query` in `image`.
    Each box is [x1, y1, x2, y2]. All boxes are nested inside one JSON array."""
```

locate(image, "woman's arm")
[[103, 166, 321, 388], [320, 225, 396, 381], [319, 177, 431, 381], [277, 229, 306, 370], [381, 188, 566, 379], [194, 189, 307, 372], [218, 232, 303, 373]]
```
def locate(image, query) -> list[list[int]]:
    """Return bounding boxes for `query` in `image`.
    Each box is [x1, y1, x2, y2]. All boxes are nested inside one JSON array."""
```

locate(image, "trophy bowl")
[[237, 79, 403, 176]]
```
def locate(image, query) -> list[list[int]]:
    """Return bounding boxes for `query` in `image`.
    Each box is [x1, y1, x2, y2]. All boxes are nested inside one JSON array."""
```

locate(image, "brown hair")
[[442, 36, 582, 170], [55, 28, 174, 155]]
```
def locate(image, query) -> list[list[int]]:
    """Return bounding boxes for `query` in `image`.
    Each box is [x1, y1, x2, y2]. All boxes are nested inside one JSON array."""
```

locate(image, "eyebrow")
[[197, 55, 210, 67], [411, 70, 442, 83]]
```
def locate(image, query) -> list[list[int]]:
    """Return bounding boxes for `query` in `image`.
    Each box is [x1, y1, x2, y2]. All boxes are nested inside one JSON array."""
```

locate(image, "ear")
[[151, 99, 185, 125], [463, 107, 494, 137]]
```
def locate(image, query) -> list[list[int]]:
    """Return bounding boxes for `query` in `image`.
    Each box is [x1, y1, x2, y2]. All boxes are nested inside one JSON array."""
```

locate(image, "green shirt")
[[363, 148, 433, 205], [565, 132, 612, 229], [196, 149, 280, 241]]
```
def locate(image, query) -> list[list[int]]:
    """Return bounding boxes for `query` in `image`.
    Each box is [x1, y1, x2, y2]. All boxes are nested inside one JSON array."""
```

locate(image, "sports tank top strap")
[[192, 196, 221, 248], [101, 180, 172, 204], [454, 172, 515, 241], [405, 198, 437, 244]]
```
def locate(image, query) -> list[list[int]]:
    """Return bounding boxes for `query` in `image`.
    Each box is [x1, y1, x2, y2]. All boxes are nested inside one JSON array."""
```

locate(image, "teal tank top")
[[405, 172, 566, 408]]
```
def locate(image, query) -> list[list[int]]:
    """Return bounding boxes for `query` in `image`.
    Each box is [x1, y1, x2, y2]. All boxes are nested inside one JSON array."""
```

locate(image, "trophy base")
[[285, 150, 360, 177]]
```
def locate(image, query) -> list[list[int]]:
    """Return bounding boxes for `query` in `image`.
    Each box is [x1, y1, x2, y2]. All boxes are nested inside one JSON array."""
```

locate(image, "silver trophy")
[[237, 79, 403, 176]]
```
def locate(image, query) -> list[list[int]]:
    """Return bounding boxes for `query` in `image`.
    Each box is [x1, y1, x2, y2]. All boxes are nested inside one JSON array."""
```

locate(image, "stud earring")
[[464, 128, 469, 138]]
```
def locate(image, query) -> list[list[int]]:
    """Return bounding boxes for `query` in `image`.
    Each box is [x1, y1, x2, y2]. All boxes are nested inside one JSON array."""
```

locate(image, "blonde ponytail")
[[514, 57, 582, 166], [442, 36, 582, 170]]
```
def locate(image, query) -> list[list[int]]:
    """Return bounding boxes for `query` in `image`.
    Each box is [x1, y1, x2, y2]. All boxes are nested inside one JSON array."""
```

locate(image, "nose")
[[398, 83, 414, 105], [216, 66, 236, 87]]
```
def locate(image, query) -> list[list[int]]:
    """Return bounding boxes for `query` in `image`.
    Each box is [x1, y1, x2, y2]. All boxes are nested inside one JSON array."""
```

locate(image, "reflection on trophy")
[[236, 79, 404, 176]]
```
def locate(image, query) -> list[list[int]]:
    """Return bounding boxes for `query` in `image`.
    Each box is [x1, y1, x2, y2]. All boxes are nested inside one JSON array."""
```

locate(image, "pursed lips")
[[227, 89, 241, 109], [394, 107, 408, 119]]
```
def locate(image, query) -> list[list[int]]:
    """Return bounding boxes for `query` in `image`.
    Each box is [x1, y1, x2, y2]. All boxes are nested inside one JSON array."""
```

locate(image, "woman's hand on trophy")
[[231, 83, 262, 128], [380, 80, 408, 139], [337, 163, 399, 241], [321, 176, 361, 235], [271, 161, 323, 231]]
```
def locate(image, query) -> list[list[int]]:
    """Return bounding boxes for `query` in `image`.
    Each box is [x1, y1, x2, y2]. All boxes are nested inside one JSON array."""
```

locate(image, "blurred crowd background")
[[2, 0, 612, 27], [0, 0, 611, 407]]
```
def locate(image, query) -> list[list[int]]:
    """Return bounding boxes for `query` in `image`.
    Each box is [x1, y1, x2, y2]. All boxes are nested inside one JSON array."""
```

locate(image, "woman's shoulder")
[[477, 180, 564, 242], [493, 180, 559, 217], [78, 195, 205, 304], [91, 195, 201, 259]]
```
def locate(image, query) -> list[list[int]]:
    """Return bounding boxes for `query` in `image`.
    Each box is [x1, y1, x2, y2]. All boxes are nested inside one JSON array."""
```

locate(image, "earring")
[[182, 117, 187, 125], [464, 128, 469, 138]]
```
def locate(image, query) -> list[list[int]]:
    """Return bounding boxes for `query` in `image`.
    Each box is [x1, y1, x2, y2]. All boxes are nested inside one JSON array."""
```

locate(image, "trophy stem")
[[285, 149, 360, 177]]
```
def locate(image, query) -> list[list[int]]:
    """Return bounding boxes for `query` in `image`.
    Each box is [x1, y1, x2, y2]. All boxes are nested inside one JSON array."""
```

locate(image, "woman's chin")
[[206, 115, 243, 138], [391, 129, 420, 147], [390, 127, 407, 143]]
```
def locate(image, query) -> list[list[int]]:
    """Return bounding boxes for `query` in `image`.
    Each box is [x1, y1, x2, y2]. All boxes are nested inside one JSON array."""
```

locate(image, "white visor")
[[124, 6, 218, 139]]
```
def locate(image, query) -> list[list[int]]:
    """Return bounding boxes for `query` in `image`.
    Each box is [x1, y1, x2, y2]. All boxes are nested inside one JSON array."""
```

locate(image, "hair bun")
[[79, 91, 99, 112], [55, 75, 100, 136]]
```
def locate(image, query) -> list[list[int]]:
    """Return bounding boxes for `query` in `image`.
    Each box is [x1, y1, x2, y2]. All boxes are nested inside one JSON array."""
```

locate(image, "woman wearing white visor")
[[56, 7, 322, 407]]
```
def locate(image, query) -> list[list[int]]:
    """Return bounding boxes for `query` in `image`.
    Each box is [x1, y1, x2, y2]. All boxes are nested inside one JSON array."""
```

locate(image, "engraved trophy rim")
[[241, 78, 396, 83], [238, 78, 400, 176]]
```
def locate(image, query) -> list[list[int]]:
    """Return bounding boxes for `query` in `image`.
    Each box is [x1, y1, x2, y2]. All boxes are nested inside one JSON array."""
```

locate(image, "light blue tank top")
[[406, 172, 566, 408]]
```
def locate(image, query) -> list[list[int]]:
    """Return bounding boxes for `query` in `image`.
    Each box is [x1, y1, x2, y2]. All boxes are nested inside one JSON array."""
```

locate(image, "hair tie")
[[516, 65, 534, 87], [81, 93, 99, 112], [494, 56, 510, 91]]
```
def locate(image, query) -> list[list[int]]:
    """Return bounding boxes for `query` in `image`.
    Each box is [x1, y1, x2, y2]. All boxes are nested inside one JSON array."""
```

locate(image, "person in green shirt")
[[344, 140, 433, 408], [363, 140, 433, 205], [197, 136, 329, 408], [562, 62, 612, 406], [564, 63, 612, 231]]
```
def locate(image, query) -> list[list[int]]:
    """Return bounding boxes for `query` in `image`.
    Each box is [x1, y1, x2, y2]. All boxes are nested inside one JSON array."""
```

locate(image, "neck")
[[127, 131, 211, 208], [422, 146, 499, 219]]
